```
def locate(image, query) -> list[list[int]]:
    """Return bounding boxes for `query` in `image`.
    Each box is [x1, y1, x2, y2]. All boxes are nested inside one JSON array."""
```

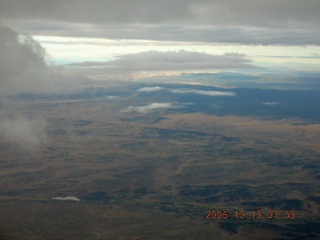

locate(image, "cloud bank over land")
[[68, 51, 253, 79], [109, 51, 252, 71]]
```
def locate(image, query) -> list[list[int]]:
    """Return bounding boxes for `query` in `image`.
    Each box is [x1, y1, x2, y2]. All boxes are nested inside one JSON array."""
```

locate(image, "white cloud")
[[0, 25, 50, 95], [0, 25, 91, 95], [0, 116, 46, 150], [122, 103, 173, 114], [52, 196, 80, 201], [262, 102, 280, 106], [0, 98, 48, 152], [170, 89, 236, 97], [136, 86, 164, 92], [107, 96, 118, 99], [0, 25, 92, 152]]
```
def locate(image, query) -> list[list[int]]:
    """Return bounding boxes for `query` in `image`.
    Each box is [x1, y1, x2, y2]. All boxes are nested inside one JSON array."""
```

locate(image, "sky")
[[0, 0, 319, 80]]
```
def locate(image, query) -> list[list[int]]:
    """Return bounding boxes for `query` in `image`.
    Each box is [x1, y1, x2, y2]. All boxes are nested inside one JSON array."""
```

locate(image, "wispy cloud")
[[170, 89, 236, 97], [262, 102, 280, 106], [0, 102, 47, 152], [51, 196, 80, 201], [136, 86, 164, 92], [136, 86, 236, 97], [107, 96, 118, 99], [122, 103, 173, 114]]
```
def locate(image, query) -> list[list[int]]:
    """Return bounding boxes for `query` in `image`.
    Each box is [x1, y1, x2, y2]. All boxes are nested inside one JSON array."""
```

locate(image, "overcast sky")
[[1, 0, 320, 77]]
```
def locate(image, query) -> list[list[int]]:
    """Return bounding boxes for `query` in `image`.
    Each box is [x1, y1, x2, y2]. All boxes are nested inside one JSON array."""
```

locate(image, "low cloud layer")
[[70, 50, 253, 78], [110, 51, 252, 71]]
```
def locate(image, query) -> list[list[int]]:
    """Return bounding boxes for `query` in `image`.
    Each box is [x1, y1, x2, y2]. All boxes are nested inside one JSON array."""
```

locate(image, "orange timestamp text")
[[205, 210, 296, 220]]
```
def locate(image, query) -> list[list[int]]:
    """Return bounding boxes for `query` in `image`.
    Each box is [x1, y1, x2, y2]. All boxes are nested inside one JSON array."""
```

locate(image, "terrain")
[[0, 82, 319, 240]]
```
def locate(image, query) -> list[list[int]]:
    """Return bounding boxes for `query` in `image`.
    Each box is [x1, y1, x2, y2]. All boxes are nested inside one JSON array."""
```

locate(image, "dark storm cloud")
[[1, 0, 319, 45]]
